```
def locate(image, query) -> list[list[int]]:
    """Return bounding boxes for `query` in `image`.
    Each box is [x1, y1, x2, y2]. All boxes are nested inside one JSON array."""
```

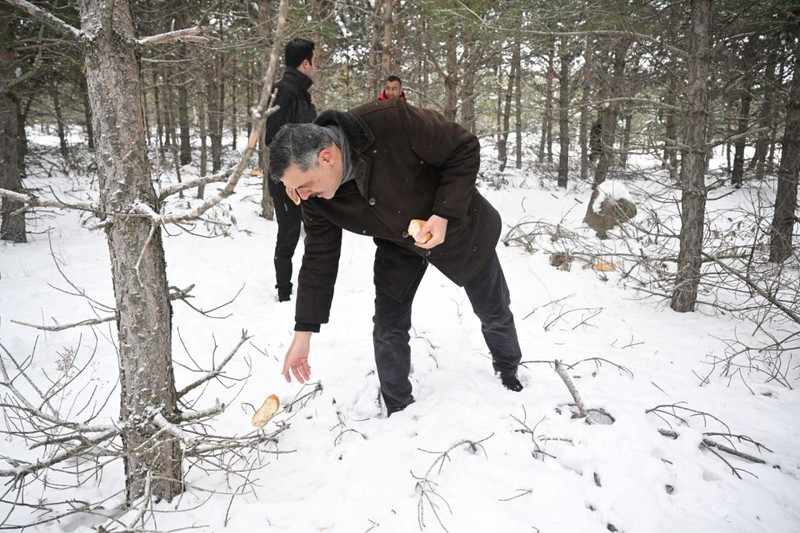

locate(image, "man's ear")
[[319, 148, 334, 165]]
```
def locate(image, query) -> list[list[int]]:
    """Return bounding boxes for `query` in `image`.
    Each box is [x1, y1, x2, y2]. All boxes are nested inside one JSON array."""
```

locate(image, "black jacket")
[[265, 67, 316, 144]]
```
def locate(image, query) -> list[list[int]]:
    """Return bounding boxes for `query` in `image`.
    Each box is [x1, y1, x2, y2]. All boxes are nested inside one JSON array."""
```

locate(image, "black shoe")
[[386, 399, 414, 417], [501, 372, 523, 392], [278, 292, 291, 302]]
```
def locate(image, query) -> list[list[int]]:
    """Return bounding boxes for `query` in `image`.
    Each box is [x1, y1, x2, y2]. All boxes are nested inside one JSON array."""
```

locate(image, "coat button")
[[424, 251, 431, 257], [368, 198, 376, 205], [402, 231, 409, 238]]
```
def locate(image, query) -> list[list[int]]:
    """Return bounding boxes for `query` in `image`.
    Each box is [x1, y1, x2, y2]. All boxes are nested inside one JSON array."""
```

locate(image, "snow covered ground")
[[1, 135, 798, 532]]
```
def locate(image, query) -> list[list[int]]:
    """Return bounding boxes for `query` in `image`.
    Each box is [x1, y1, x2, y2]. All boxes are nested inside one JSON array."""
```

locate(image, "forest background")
[[0, 0, 798, 531]]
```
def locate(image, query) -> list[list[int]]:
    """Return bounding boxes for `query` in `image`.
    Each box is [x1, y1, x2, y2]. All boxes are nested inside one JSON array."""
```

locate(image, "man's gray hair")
[[269, 123, 333, 183]]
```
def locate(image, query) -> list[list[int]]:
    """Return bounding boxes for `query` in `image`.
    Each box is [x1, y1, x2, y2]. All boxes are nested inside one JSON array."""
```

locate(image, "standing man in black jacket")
[[265, 38, 318, 302]]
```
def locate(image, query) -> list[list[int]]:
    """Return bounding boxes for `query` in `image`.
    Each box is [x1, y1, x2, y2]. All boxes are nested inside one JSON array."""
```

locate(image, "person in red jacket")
[[377, 75, 406, 101], [268, 99, 524, 417]]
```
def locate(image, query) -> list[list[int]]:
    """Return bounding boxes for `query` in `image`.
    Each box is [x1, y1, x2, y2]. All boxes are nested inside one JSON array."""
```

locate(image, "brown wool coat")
[[295, 99, 501, 327]]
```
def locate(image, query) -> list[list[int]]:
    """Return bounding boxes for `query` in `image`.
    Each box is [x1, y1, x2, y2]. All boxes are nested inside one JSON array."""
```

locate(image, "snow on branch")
[[137, 25, 216, 46], [0, 187, 96, 213]]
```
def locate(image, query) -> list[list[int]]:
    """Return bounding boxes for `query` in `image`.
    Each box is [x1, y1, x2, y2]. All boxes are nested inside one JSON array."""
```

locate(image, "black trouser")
[[268, 179, 302, 296], [372, 251, 522, 413]]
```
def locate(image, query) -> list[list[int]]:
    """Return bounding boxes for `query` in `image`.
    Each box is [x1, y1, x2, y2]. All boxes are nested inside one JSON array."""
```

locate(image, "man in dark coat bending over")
[[269, 98, 524, 416]]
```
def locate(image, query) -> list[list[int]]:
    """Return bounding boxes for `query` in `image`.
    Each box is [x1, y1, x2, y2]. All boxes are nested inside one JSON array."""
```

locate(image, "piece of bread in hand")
[[251, 394, 280, 428], [285, 187, 301, 206], [407, 219, 432, 244]]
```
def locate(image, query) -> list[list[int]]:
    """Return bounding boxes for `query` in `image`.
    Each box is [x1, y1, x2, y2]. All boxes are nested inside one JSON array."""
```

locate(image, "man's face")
[[300, 49, 319, 80], [281, 146, 342, 201], [384, 80, 402, 98]]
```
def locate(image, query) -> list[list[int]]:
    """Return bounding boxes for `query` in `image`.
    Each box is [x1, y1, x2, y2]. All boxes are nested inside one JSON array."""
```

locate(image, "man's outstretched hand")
[[282, 331, 313, 383]]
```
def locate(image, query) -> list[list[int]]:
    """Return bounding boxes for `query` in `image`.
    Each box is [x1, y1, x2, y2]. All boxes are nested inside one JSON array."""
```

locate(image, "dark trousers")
[[373, 252, 522, 413], [268, 179, 302, 295]]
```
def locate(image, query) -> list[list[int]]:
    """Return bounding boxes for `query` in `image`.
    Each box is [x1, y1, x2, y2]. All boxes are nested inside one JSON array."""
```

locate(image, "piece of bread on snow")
[[251, 394, 280, 428], [407, 219, 432, 244]]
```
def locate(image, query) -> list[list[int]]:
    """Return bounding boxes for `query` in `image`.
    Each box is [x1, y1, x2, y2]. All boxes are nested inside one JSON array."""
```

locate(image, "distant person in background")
[[377, 75, 406, 101], [265, 37, 318, 302]]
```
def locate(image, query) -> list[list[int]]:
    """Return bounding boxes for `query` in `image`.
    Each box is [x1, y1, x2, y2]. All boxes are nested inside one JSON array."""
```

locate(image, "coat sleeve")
[[294, 202, 343, 327], [264, 83, 298, 144], [399, 103, 481, 221]]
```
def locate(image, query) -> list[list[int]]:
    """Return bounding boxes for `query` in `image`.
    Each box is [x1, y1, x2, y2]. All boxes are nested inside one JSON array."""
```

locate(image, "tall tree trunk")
[[79, 73, 95, 149], [367, 0, 382, 98], [207, 61, 223, 173], [78, 0, 181, 503], [256, 0, 274, 219], [671, 0, 711, 313], [443, 35, 458, 121], [0, 5, 25, 243], [557, 36, 571, 188], [48, 79, 69, 161], [196, 72, 208, 200], [663, 74, 679, 180], [538, 41, 554, 164], [178, 83, 191, 165], [769, 21, 800, 263], [579, 37, 593, 180], [620, 112, 632, 168], [751, 45, 777, 181], [593, 37, 630, 187], [151, 69, 164, 159], [497, 47, 515, 172], [163, 64, 175, 148], [732, 36, 757, 188], [381, 0, 393, 75], [514, 37, 522, 170]]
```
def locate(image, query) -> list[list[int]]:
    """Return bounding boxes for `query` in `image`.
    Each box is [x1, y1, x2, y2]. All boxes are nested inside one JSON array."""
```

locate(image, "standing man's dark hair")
[[284, 37, 315, 69], [264, 37, 318, 302]]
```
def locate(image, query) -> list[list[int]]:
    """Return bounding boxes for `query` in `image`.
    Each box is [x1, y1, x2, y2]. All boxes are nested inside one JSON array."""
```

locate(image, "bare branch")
[[177, 331, 252, 399], [0, 187, 95, 213], [554, 360, 588, 417], [10, 315, 115, 331], [137, 25, 215, 46], [2, 0, 82, 40], [158, 167, 235, 202], [702, 252, 800, 325]]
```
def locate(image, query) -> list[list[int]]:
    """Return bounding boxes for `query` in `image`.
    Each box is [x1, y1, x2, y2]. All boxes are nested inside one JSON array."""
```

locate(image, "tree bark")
[[671, 0, 711, 313], [78, 0, 181, 504], [769, 21, 800, 263], [79, 73, 95, 150], [593, 36, 630, 187], [0, 5, 25, 243], [178, 83, 191, 165], [497, 43, 515, 172], [514, 37, 522, 170], [579, 37, 593, 180], [751, 44, 777, 181], [731, 36, 757, 188], [538, 41, 554, 164], [557, 36, 571, 188], [48, 79, 68, 161]]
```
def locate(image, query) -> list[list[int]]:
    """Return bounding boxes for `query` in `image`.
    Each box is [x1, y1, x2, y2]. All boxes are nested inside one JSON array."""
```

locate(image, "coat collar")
[[315, 110, 374, 196], [282, 66, 314, 92]]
